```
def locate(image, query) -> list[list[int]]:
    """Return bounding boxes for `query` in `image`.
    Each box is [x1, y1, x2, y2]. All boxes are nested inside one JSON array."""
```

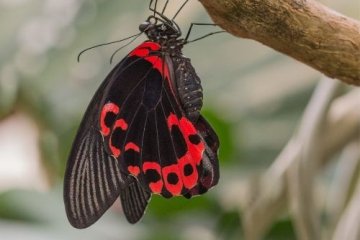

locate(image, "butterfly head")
[[140, 16, 182, 44]]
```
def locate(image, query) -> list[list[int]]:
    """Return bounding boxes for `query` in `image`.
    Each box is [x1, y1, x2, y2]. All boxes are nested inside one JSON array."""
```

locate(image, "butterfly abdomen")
[[173, 57, 203, 122]]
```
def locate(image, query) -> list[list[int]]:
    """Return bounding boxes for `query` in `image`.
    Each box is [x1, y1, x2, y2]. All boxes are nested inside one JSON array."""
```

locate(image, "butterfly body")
[[141, 18, 204, 122], [64, 13, 219, 228]]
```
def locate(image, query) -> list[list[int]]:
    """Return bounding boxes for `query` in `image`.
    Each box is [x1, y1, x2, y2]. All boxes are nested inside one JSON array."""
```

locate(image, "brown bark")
[[199, 0, 360, 86]]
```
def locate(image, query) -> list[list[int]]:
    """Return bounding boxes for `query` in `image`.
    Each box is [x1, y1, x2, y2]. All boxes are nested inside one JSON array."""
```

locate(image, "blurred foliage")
[[0, 191, 42, 223], [216, 210, 242, 240], [265, 218, 296, 240]]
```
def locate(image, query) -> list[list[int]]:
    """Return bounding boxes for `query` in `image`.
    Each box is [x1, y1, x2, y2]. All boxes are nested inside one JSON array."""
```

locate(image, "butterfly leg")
[[161, 0, 169, 14], [184, 23, 225, 44], [149, 0, 169, 16], [149, 0, 161, 17]]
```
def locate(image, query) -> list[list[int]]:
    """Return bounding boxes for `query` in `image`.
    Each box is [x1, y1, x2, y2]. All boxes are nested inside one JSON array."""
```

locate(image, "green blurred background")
[[0, 0, 359, 239]]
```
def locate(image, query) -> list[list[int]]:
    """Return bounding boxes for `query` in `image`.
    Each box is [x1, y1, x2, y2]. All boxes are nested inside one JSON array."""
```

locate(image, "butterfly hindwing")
[[120, 175, 151, 224], [185, 116, 220, 198], [64, 60, 125, 228]]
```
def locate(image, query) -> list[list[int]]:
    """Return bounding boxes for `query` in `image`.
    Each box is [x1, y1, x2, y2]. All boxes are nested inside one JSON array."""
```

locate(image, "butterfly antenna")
[[150, 0, 168, 19], [153, 0, 158, 16], [162, 0, 169, 14], [77, 33, 141, 62], [172, 0, 189, 20], [110, 32, 143, 64]]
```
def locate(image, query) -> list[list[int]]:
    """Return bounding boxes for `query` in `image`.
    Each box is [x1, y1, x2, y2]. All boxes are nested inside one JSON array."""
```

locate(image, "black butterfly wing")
[[101, 41, 219, 200], [184, 115, 220, 198], [120, 175, 151, 223], [65, 40, 220, 227], [157, 67, 220, 199], [64, 52, 151, 228]]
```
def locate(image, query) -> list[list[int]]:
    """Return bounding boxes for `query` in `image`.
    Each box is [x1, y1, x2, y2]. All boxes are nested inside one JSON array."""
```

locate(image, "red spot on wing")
[[108, 118, 128, 158], [143, 162, 163, 194], [149, 180, 163, 194], [100, 102, 119, 136], [165, 114, 206, 190], [130, 42, 161, 58], [179, 117, 205, 166], [162, 164, 183, 196], [178, 156, 198, 189], [109, 140, 121, 158], [125, 142, 140, 152], [129, 41, 171, 84], [128, 166, 140, 176], [146, 56, 171, 81], [167, 113, 205, 165], [167, 113, 178, 129], [113, 119, 128, 131], [179, 117, 197, 135]]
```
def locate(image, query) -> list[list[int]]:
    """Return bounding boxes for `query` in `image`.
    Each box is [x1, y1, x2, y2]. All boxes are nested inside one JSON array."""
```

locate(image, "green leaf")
[[216, 210, 243, 240], [265, 218, 296, 240], [0, 191, 44, 223], [147, 194, 219, 220], [0, 68, 18, 119]]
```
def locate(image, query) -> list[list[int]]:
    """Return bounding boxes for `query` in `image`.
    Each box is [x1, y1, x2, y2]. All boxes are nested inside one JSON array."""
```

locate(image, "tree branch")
[[199, 0, 360, 86]]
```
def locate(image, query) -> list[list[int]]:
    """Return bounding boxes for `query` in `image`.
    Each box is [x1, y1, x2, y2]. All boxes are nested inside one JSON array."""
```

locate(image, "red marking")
[[162, 164, 183, 196], [167, 114, 205, 166], [129, 42, 161, 58], [143, 162, 161, 172], [143, 162, 163, 194], [179, 118, 205, 165], [164, 114, 205, 191], [108, 118, 128, 158], [149, 180, 163, 194], [128, 166, 140, 176], [113, 119, 128, 131], [143, 55, 171, 81], [179, 117, 197, 135], [178, 156, 198, 189], [142, 55, 172, 95], [100, 102, 119, 136], [129, 41, 172, 87], [167, 113, 178, 129], [109, 139, 121, 158], [125, 142, 140, 153]]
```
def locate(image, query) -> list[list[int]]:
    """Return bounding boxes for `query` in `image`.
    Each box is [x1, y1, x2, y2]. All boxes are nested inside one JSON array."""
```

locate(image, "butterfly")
[[64, 0, 220, 228]]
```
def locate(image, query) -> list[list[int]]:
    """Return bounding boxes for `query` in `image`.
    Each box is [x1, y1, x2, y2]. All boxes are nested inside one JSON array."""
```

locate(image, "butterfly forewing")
[[64, 55, 152, 228]]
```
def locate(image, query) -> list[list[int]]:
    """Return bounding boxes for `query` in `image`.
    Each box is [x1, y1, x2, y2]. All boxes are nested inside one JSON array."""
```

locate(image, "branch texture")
[[199, 0, 360, 86]]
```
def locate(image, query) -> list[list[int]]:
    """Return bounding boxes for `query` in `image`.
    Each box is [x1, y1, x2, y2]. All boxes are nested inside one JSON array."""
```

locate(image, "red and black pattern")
[[64, 10, 219, 229]]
